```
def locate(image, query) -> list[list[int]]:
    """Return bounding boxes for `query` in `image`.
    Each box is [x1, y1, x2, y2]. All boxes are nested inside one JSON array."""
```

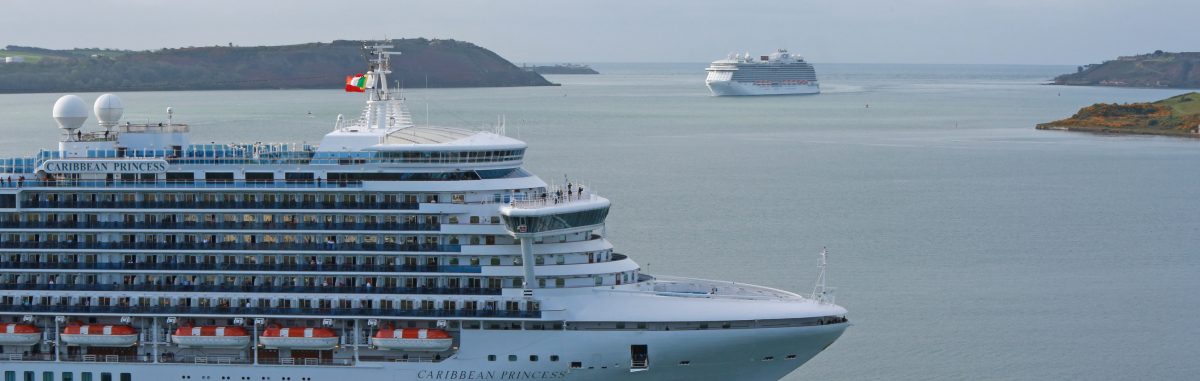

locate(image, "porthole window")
[[550, 355, 559, 362], [487, 355, 496, 361], [530, 355, 539, 362], [508, 355, 517, 362]]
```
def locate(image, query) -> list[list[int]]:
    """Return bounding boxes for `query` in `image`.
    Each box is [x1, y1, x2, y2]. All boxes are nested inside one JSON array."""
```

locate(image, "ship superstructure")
[[705, 49, 820, 96], [0, 44, 847, 381]]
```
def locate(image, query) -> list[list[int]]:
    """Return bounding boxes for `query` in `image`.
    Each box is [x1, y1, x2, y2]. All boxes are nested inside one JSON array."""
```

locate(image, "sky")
[[3, 0, 1198, 65]]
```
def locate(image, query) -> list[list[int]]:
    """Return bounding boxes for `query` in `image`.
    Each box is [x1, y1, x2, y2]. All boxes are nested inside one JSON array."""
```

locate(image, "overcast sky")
[[4, 0, 1196, 65]]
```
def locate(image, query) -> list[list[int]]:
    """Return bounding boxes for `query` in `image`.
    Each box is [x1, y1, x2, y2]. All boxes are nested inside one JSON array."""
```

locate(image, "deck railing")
[[0, 220, 439, 231], [0, 241, 462, 253], [0, 180, 366, 190], [0, 304, 539, 318], [0, 261, 481, 274], [17, 199, 419, 210], [0, 283, 502, 296]]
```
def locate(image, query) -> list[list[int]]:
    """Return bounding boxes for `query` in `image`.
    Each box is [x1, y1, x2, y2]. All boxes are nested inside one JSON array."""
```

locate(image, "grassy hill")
[[1053, 51, 1200, 88], [0, 39, 554, 93], [1036, 92, 1200, 137]]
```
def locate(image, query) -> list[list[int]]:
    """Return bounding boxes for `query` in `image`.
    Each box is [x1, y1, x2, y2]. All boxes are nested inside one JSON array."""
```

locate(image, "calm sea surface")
[[1, 63, 1197, 380]]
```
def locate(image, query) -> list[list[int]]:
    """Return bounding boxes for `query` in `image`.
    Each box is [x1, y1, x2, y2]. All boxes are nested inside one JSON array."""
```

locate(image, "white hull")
[[259, 336, 339, 350], [171, 335, 251, 348], [60, 334, 138, 347], [706, 80, 820, 96], [371, 337, 454, 351], [2, 324, 847, 381], [0, 332, 40, 346]]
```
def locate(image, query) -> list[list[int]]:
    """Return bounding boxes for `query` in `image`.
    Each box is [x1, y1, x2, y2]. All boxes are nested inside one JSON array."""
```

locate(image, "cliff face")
[[0, 39, 554, 93], [1054, 51, 1200, 88]]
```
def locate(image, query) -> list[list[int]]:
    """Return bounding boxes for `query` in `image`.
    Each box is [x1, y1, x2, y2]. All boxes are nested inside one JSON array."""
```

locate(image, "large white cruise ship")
[[0, 45, 847, 381], [705, 49, 820, 96]]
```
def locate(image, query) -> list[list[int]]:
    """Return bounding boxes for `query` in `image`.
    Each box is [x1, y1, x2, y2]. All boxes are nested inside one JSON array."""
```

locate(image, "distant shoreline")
[[0, 39, 556, 94], [1035, 124, 1200, 138]]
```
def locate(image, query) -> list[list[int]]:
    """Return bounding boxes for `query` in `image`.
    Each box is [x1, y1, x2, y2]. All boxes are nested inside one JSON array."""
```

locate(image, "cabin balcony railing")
[[0, 261, 482, 274], [19, 200, 420, 210], [8, 180, 366, 190], [0, 353, 55, 362], [0, 282, 502, 295], [0, 304, 541, 319], [0, 241, 462, 253], [0, 220, 440, 232]]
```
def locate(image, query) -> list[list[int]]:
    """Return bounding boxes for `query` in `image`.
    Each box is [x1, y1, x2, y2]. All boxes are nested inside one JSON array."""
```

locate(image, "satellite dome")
[[94, 93, 124, 128], [52, 95, 88, 131]]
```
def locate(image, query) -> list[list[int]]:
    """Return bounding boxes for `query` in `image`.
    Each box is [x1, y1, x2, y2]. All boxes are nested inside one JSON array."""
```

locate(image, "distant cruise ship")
[[706, 49, 820, 96], [0, 44, 847, 381]]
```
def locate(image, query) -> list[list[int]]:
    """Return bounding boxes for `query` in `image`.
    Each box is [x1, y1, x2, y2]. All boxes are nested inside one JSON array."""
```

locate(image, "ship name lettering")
[[44, 160, 167, 174]]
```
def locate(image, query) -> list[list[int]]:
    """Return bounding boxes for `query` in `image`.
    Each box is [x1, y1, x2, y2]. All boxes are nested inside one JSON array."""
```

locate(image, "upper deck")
[[706, 49, 813, 71]]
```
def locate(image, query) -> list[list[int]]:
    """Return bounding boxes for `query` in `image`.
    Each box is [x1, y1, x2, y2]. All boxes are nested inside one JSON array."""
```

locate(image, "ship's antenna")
[[811, 247, 834, 304], [425, 74, 430, 126]]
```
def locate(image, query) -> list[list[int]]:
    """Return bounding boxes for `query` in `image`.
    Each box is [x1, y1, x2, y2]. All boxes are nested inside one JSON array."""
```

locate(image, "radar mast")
[[355, 42, 410, 131]]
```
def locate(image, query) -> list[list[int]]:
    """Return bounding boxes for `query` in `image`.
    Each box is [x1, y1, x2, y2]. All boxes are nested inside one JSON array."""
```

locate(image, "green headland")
[[1053, 51, 1200, 89], [0, 39, 555, 93], [1037, 92, 1200, 137]]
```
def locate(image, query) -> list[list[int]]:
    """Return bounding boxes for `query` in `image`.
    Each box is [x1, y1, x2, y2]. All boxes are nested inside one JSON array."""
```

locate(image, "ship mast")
[[362, 43, 402, 130], [811, 247, 835, 304]]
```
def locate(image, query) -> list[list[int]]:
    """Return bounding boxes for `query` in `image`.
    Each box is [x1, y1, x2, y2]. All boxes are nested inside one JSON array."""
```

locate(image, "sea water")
[[0, 63, 1197, 380]]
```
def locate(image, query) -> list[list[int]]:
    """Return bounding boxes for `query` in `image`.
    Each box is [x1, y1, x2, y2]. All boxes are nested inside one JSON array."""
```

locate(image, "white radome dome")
[[52, 95, 88, 131], [94, 93, 124, 128]]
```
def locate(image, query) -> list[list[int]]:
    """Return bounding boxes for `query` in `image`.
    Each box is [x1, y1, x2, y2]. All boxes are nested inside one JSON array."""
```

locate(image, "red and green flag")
[[345, 74, 366, 92]]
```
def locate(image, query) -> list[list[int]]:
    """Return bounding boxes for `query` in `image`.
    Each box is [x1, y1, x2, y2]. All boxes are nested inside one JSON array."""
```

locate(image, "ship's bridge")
[[498, 188, 612, 296], [499, 195, 611, 235]]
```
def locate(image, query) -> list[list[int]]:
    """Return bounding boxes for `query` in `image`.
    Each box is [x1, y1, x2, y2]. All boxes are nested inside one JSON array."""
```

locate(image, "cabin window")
[[204, 172, 234, 183], [166, 172, 194, 181], [284, 172, 314, 182], [245, 172, 274, 182]]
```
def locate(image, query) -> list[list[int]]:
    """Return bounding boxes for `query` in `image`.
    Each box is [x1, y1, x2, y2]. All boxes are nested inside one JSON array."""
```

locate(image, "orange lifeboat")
[[171, 325, 251, 348], [259, 326, 338, 350], [371, 328, 453, 351], [0, 323, 41, 346], [61, 324, 137, 347]]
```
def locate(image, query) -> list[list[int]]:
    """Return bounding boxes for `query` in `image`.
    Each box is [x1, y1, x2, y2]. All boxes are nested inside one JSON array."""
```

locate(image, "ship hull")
[[0, 323, 847, 381], [706, 80, 821, 96]]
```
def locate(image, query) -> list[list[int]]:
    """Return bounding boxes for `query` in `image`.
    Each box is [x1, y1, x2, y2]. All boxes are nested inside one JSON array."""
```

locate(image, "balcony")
[[0, 282, 501, 296], [0, 241, 462, 253], [19, 199, 420, 210], [5, 180, 362, 190], [0, 304, 540, 319], [0, 261, 482, 274], [0, 220, 440, 232]]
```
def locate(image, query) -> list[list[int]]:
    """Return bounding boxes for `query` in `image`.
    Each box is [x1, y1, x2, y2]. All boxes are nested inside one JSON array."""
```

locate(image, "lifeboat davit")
[[259, 326, 338, 350], [61, 324, 137, 347], [371, 328, 453, 351], [0, 323, 41, 346], [171, 325, 251, 348]]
